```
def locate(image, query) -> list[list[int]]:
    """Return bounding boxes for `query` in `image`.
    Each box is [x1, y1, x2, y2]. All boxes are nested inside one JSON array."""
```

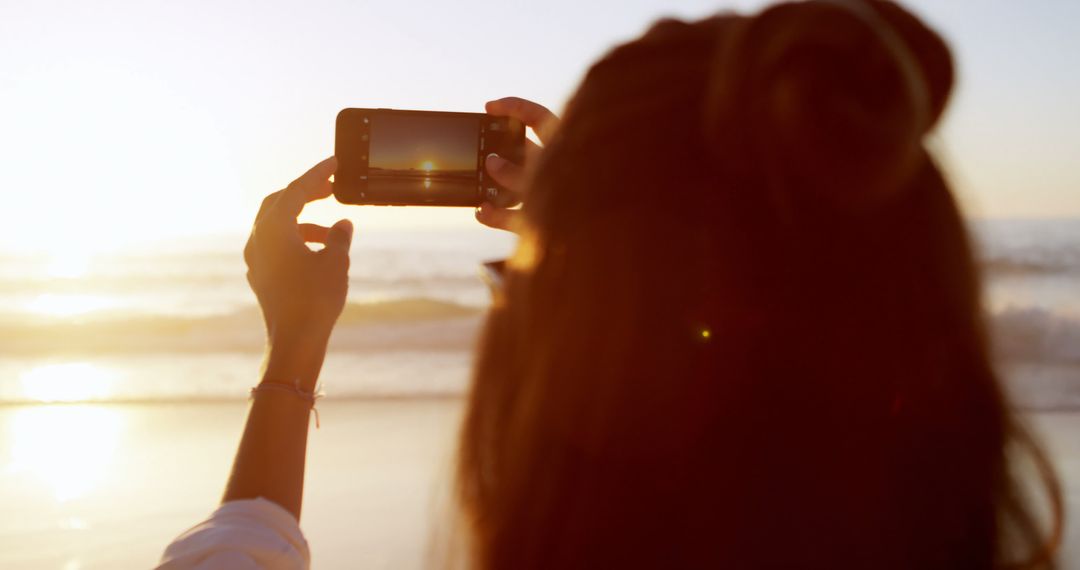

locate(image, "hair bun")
[[707, 0, 954, 211], [869, 1, 954, 128]]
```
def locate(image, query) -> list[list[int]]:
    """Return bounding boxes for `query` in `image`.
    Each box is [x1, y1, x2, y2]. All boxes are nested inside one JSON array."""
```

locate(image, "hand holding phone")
[[474, 97, 559, 233]]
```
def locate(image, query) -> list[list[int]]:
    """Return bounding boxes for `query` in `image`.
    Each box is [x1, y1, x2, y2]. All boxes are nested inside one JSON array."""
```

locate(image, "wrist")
[[263, 329, 331, 391]]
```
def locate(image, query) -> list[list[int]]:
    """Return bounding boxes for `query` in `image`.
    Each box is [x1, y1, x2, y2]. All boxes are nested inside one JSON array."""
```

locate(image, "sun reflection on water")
[[45, 251, 91, 279], [23, 293, 119, 317], [20, 363, 116, 403], [8, 405, 126, 502]]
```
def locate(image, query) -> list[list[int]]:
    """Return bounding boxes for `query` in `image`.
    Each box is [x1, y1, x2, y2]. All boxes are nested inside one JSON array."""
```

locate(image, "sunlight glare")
[[9, 405, 126, 502], [23, 294, 119, 317], [420, 160, 435, 172], [45, 252, 91, 279], [20, 363, 116, 403]]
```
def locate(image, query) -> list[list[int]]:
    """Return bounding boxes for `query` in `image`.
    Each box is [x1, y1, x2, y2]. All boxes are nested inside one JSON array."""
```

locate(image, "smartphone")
[[334, 108, 526, 207]]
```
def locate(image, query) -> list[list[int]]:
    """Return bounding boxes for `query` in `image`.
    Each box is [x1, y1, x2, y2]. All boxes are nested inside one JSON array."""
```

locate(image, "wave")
[[989, 305, 1080, 366], [980, 257, 1079, 277], [0, 272, 490, 293], [3, 302, 1078, 409], [5, 295, 1078, 365], [971, 219, 1080, 277], [0, 297, 484, 355], [338, 297, 480, 323]]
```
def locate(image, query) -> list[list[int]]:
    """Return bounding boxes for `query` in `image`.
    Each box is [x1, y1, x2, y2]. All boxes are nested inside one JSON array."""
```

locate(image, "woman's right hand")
[[475, 97, 560, 233], [244, 157, 352, 389]]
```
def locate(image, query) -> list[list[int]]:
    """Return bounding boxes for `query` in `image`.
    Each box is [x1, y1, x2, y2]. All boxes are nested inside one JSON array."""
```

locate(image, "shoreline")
[[0, 401, 1076, 568], [2, 396, 1079, 415]]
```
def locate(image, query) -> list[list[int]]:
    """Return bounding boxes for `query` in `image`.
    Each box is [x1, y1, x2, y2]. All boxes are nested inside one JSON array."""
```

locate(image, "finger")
[[323, 219, 354, 257], [274, 157, 338, 220], [299, 223, 331, 244], [525, 139, 543, 162], [255, 190, 285, 224], [485, 97, 559, 143], [475, 203, 522, 233], [243, 234, 256, 267], [485, 154, 526, 194]]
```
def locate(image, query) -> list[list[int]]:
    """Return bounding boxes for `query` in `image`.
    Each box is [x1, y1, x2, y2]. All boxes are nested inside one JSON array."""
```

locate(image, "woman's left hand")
[[244, 157, 353, 389], [475, 97, 560, 233]]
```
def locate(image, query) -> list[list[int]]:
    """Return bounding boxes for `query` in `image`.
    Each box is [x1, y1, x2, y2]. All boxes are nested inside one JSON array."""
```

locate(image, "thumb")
[[325, 219, 354, 254]]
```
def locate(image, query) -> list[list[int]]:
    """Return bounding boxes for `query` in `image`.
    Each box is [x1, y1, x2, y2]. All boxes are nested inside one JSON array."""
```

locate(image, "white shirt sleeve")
[[156, 498, 310, 570]]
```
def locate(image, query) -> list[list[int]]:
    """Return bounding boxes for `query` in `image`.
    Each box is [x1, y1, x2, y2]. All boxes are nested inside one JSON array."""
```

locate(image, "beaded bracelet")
[[250, 380, 324, 428]]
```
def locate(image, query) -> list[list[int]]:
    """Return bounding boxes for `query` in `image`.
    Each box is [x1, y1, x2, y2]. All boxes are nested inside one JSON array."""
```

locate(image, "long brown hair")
[[457, 2, 1062, 568]]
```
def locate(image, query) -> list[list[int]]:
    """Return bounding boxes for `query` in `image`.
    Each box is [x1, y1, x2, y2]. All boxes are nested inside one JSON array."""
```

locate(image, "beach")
[[0, 401, 1077, 569]]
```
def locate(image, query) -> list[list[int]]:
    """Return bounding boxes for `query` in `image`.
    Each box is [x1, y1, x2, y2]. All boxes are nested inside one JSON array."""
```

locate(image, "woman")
[[159, 1, 1062, 568]]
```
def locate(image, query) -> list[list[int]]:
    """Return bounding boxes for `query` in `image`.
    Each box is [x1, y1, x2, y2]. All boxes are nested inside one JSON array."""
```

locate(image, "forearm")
[[226, 156, 349, 523], [222, 339, 328, 519]]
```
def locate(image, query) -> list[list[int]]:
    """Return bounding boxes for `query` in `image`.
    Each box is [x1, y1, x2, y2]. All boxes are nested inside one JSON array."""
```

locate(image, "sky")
[[1, 0, 1078, 255], [369, 114, 478, 171]]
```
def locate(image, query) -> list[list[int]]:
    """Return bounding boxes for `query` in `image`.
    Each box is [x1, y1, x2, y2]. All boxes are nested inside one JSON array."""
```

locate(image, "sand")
[[0, 399, 462, 569], [0, 401, 1076, 569]]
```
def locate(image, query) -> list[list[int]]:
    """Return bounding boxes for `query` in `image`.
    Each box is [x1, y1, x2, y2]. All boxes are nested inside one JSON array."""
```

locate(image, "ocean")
[[0, 220, 1078, 406], [0, 220, 1078, 568]]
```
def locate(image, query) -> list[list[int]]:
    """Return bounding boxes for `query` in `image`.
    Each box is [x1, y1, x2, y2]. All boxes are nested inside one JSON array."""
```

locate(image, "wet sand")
[[0, 401, 1076, 569], [0, 399, 462, 569]]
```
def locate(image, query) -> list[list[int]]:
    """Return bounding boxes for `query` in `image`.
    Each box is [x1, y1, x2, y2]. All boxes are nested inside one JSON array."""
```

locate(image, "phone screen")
[[335, 108, 525, 207], [368, 113, 480, 203]]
